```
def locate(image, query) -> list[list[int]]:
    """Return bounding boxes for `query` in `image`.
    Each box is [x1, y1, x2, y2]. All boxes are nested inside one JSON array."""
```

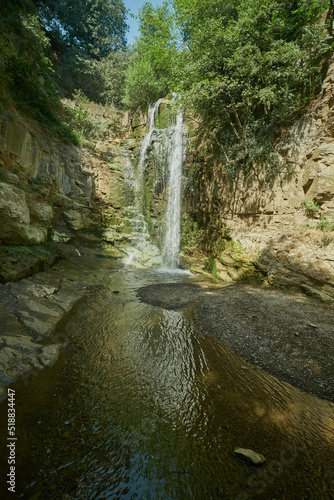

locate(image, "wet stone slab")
[[0, 253, 119, 401]]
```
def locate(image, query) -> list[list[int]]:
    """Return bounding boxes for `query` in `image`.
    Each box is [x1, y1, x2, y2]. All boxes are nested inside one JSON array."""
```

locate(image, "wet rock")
[[0, 335, 61, 396], [301, 285, 333, 303], [18, 311, 54, 337], [9, 284, 63, 318], [137, 283, 204, 310], [0, 244, 61, 283], [234, 447, 266, 465], [0, 183, 48, 244], [27, 284, 59, 298], [38, 344, 61, 367]]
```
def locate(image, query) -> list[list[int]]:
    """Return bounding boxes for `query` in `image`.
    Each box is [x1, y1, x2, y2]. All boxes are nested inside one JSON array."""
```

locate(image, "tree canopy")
[[36, 0, 128, 58], [0, 0, 129, 140], [124, 0, 333, 175]]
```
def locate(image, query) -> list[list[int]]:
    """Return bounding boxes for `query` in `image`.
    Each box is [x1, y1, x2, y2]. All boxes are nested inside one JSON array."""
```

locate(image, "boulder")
[[0, 183, 49, 244]]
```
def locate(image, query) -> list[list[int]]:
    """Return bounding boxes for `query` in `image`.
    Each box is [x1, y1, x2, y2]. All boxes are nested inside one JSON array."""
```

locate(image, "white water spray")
[[162, 111, 184, 268], [137, 99, 162, 176], [125, 98, 185, 269], [124, 100, 163, 267]]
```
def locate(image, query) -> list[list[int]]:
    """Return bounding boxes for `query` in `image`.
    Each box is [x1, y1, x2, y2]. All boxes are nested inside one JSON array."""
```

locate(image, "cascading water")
[[137, 99, 162, 176], [124, 100, 163, 267], [125, 97, 185, 269], [161, 110, 184, 268]]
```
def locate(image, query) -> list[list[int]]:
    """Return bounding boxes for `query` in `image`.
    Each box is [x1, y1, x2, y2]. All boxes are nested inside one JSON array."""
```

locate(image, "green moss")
[[316, 216, 334, 232], [9, 245, 50, 256], [301, 198, 320, 218], [0, 168, 8, 183], [204, 254, 218, 278]]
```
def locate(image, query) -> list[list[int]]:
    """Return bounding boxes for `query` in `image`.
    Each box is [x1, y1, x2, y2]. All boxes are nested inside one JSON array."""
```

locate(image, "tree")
[[123, 1, 179, 109], [55, 49, 128, 106], [169, 0, 333, 174], [33, 0, 129, 104], [36, 0, 128, 58]]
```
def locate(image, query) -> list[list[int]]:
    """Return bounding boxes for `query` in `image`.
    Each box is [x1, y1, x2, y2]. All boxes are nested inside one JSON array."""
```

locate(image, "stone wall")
[[185, 59, 334, 300]]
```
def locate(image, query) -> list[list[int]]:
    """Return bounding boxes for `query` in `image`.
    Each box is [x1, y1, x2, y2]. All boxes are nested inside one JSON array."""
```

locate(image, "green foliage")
[[9, 244, 50, 255], [0, 4, 58, 115], [34, 0, 129, 105], [0, 168, 8, 183], [62, 98, 124, 142], [316, 216, 334, 231], [181, 212, 205, 251], [204, 254, 218, 278], [319, 233, 332, 246], [54, 50, 128, 107], [123, 2, 179, 109], [125, 0, 333, 177], [0, 0, 128, 141], [123, 50, 166, 109], [36, 0, 128, 58], [173, 0, 332, 177], [28, 175, 44, 186], [302, 198, 321, 216]]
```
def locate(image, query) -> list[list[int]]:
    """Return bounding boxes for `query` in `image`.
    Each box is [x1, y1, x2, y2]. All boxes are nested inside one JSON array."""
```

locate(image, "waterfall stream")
[[161, 111, 184, 268], [123, 100, 163, 268], [125, 98, 185, 269]]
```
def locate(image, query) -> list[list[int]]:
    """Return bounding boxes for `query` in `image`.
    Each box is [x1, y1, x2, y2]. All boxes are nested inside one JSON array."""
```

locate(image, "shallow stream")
[[0, 261, 333, 499]]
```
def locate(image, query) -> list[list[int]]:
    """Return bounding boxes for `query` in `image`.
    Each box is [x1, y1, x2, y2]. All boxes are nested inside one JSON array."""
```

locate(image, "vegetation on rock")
[[125, 0, 333, 177], [0, 0, 128, 141]]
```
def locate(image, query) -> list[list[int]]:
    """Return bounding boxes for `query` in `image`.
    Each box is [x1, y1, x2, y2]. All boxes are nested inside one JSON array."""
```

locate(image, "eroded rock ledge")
[[0, 252, 118, 402]]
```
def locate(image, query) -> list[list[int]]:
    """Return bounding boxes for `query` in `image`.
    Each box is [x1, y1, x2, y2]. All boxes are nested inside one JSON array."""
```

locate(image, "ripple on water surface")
[[0, 266, 333, 499]]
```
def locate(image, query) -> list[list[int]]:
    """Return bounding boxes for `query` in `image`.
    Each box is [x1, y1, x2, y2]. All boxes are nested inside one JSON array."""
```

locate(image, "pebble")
[[234, 447, 266, 465]]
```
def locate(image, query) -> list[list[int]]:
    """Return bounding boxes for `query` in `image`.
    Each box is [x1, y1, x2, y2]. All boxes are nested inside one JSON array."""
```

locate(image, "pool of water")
[[0, 264, 333, 499]]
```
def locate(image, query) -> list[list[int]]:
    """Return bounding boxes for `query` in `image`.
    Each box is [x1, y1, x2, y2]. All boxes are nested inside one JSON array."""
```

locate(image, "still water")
[[0, 263, 333, 499]]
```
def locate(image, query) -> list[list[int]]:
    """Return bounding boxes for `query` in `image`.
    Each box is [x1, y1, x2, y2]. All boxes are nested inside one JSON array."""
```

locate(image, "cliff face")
[[185, 59, 334, 300], [1, 71, 333, 299], [0, 106, 131, 248], [0, 103, 136, 283]]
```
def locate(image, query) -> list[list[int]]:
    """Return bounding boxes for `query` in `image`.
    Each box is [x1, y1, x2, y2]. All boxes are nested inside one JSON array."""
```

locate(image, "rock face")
[[0, 108, 130, 250], [184, 58, 334, 299]]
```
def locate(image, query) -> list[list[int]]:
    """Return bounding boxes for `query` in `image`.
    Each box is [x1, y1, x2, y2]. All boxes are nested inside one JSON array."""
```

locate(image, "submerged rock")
[[233, 447, 266, 465]]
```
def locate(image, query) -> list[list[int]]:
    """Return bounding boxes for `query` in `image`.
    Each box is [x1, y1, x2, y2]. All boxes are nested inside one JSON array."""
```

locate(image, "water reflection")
[[0, 266, 333, 499]]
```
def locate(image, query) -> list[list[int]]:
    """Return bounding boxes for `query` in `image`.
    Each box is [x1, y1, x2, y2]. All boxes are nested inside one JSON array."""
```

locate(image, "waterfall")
[[137, 99, 162, 176], [162, 111, 184, 268], [123, 100, 163, 268], [125, 98, 185, 269]]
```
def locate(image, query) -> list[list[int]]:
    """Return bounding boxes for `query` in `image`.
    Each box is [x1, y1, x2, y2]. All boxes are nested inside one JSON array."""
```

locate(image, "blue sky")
[[125, 0, 166, 45]]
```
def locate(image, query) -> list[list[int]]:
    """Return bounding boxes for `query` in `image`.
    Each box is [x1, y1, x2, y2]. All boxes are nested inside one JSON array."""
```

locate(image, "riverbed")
[[0, 257, 333, 499]]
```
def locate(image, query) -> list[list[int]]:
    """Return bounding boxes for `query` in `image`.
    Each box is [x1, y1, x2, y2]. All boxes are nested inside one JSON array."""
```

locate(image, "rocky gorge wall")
[[184, 59, 334, 301], [0, 104, 134, 281]]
